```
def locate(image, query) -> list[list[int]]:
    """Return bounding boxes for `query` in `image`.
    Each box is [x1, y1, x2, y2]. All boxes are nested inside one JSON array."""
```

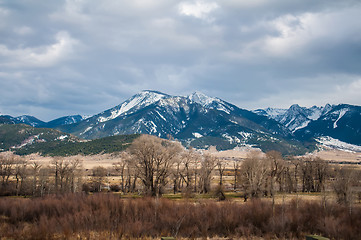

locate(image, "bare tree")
[[38, 166, 51, 196], [113, 152, 129, 193], [314, 158, 329, 192], [233, 159, 240, 191], [179, 148, 200, 194], [299, 157, 328, 193], [0, 152, 16, 189], [216, 158, 226, 186], [14, 158, 28, 196], [332, 167, 357, 206], [239, 151, 269, 200], [51, 157, 82, 194], [265, 151, 284, 197], [68, 159, 82, 193], [128, 135, 183, 196], [199, 154, 216, 194], [300, 158, 314, 192], [289, 157, 300, 192], [92, 166, 108, 192], [30, 161, 42, 196]]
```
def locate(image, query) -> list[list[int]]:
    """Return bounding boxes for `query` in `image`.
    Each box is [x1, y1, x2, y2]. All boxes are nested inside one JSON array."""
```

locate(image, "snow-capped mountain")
[[0, 114, 85, 128], [3, 90, 360, 154], [0, 115, 45, 127], [255, 103, 361, 147], [254, 104, 332, 133], [46, 115, 85, 128], [294, 104, 361, 146], [58, 90, 302, 154]]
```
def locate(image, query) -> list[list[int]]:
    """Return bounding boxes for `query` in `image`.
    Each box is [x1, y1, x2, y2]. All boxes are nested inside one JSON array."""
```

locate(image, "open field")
[[22, 148, 361, 172], [305, 149, 361, 163]]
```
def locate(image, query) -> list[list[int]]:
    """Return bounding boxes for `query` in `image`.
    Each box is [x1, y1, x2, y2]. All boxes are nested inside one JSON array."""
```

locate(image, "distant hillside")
[[0, 114, 85, 128], [0, 124, 139, 156], [0, 124, 78, 151]]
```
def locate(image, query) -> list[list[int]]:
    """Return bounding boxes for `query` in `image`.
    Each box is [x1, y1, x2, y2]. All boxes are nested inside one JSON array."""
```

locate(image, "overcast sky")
[[1, 0, 361, 121]]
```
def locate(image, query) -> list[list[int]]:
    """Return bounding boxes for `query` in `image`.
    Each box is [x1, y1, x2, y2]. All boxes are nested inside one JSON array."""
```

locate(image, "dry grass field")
[[303, 149, 361, 163], [23, 147, 361, 171]]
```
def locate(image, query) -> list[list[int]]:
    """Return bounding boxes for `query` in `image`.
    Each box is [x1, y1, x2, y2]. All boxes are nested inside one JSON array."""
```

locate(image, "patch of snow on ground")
[[57, 135, 68, 140], [238, 132, 252, 141], [12, 134, 40, 149], [316, 136, 361, 152], [193, 132, 203, 138], [222, 134, 235, 144]]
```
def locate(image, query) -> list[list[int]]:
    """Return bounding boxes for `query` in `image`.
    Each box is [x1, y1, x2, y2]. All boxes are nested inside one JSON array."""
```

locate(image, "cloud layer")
[[1, 0, 361, 120]]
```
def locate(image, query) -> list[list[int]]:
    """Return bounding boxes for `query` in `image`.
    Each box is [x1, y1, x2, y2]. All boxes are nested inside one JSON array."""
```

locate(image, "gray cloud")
[[0, 0, 361, 121]]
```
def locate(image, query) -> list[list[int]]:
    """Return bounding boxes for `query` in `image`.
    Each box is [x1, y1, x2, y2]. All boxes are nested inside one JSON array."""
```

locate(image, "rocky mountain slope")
[[254, 103, 361, 147], [56, 91, 305, 154]]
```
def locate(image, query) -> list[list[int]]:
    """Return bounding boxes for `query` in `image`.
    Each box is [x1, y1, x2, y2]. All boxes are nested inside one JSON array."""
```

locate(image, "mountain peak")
[[97, 90, 169, 123], [188, 91, 217, 106], [139, 90, 169, 96], [289, 104, 302, 110]]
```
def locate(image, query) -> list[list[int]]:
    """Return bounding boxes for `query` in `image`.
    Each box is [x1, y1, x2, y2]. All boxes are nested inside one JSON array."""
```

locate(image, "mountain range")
[[1, 90, 360, 155]]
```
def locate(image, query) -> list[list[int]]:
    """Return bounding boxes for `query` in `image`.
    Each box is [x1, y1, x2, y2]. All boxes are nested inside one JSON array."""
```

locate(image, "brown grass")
[[0, 194, 360, 239]]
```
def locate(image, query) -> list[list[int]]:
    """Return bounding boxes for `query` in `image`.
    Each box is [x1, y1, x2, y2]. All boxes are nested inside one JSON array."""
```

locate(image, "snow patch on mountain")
[[57, 135, 68, 140], [193, 132, 203, 138], [81, 126, 93, 135], [238, 131, 252, 140], [155, 110, 166, 121], [254, 104, 330, 132], [316, 136, 361, 152], [333, 108, 348, 129], [293, 120, 311, 132], [12, 134, 46, 149]]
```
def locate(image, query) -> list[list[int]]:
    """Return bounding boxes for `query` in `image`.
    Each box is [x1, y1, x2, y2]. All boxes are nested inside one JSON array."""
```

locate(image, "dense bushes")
[[0, 194, 360, 239]]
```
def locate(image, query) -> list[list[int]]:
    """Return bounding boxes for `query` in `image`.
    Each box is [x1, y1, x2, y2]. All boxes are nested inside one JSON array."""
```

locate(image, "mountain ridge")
[[53, 90, 307, 154], [2, 90, 360, 154]]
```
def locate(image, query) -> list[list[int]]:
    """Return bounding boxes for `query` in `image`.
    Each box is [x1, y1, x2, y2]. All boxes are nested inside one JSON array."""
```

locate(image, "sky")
[[1, 0, 361, 121]]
